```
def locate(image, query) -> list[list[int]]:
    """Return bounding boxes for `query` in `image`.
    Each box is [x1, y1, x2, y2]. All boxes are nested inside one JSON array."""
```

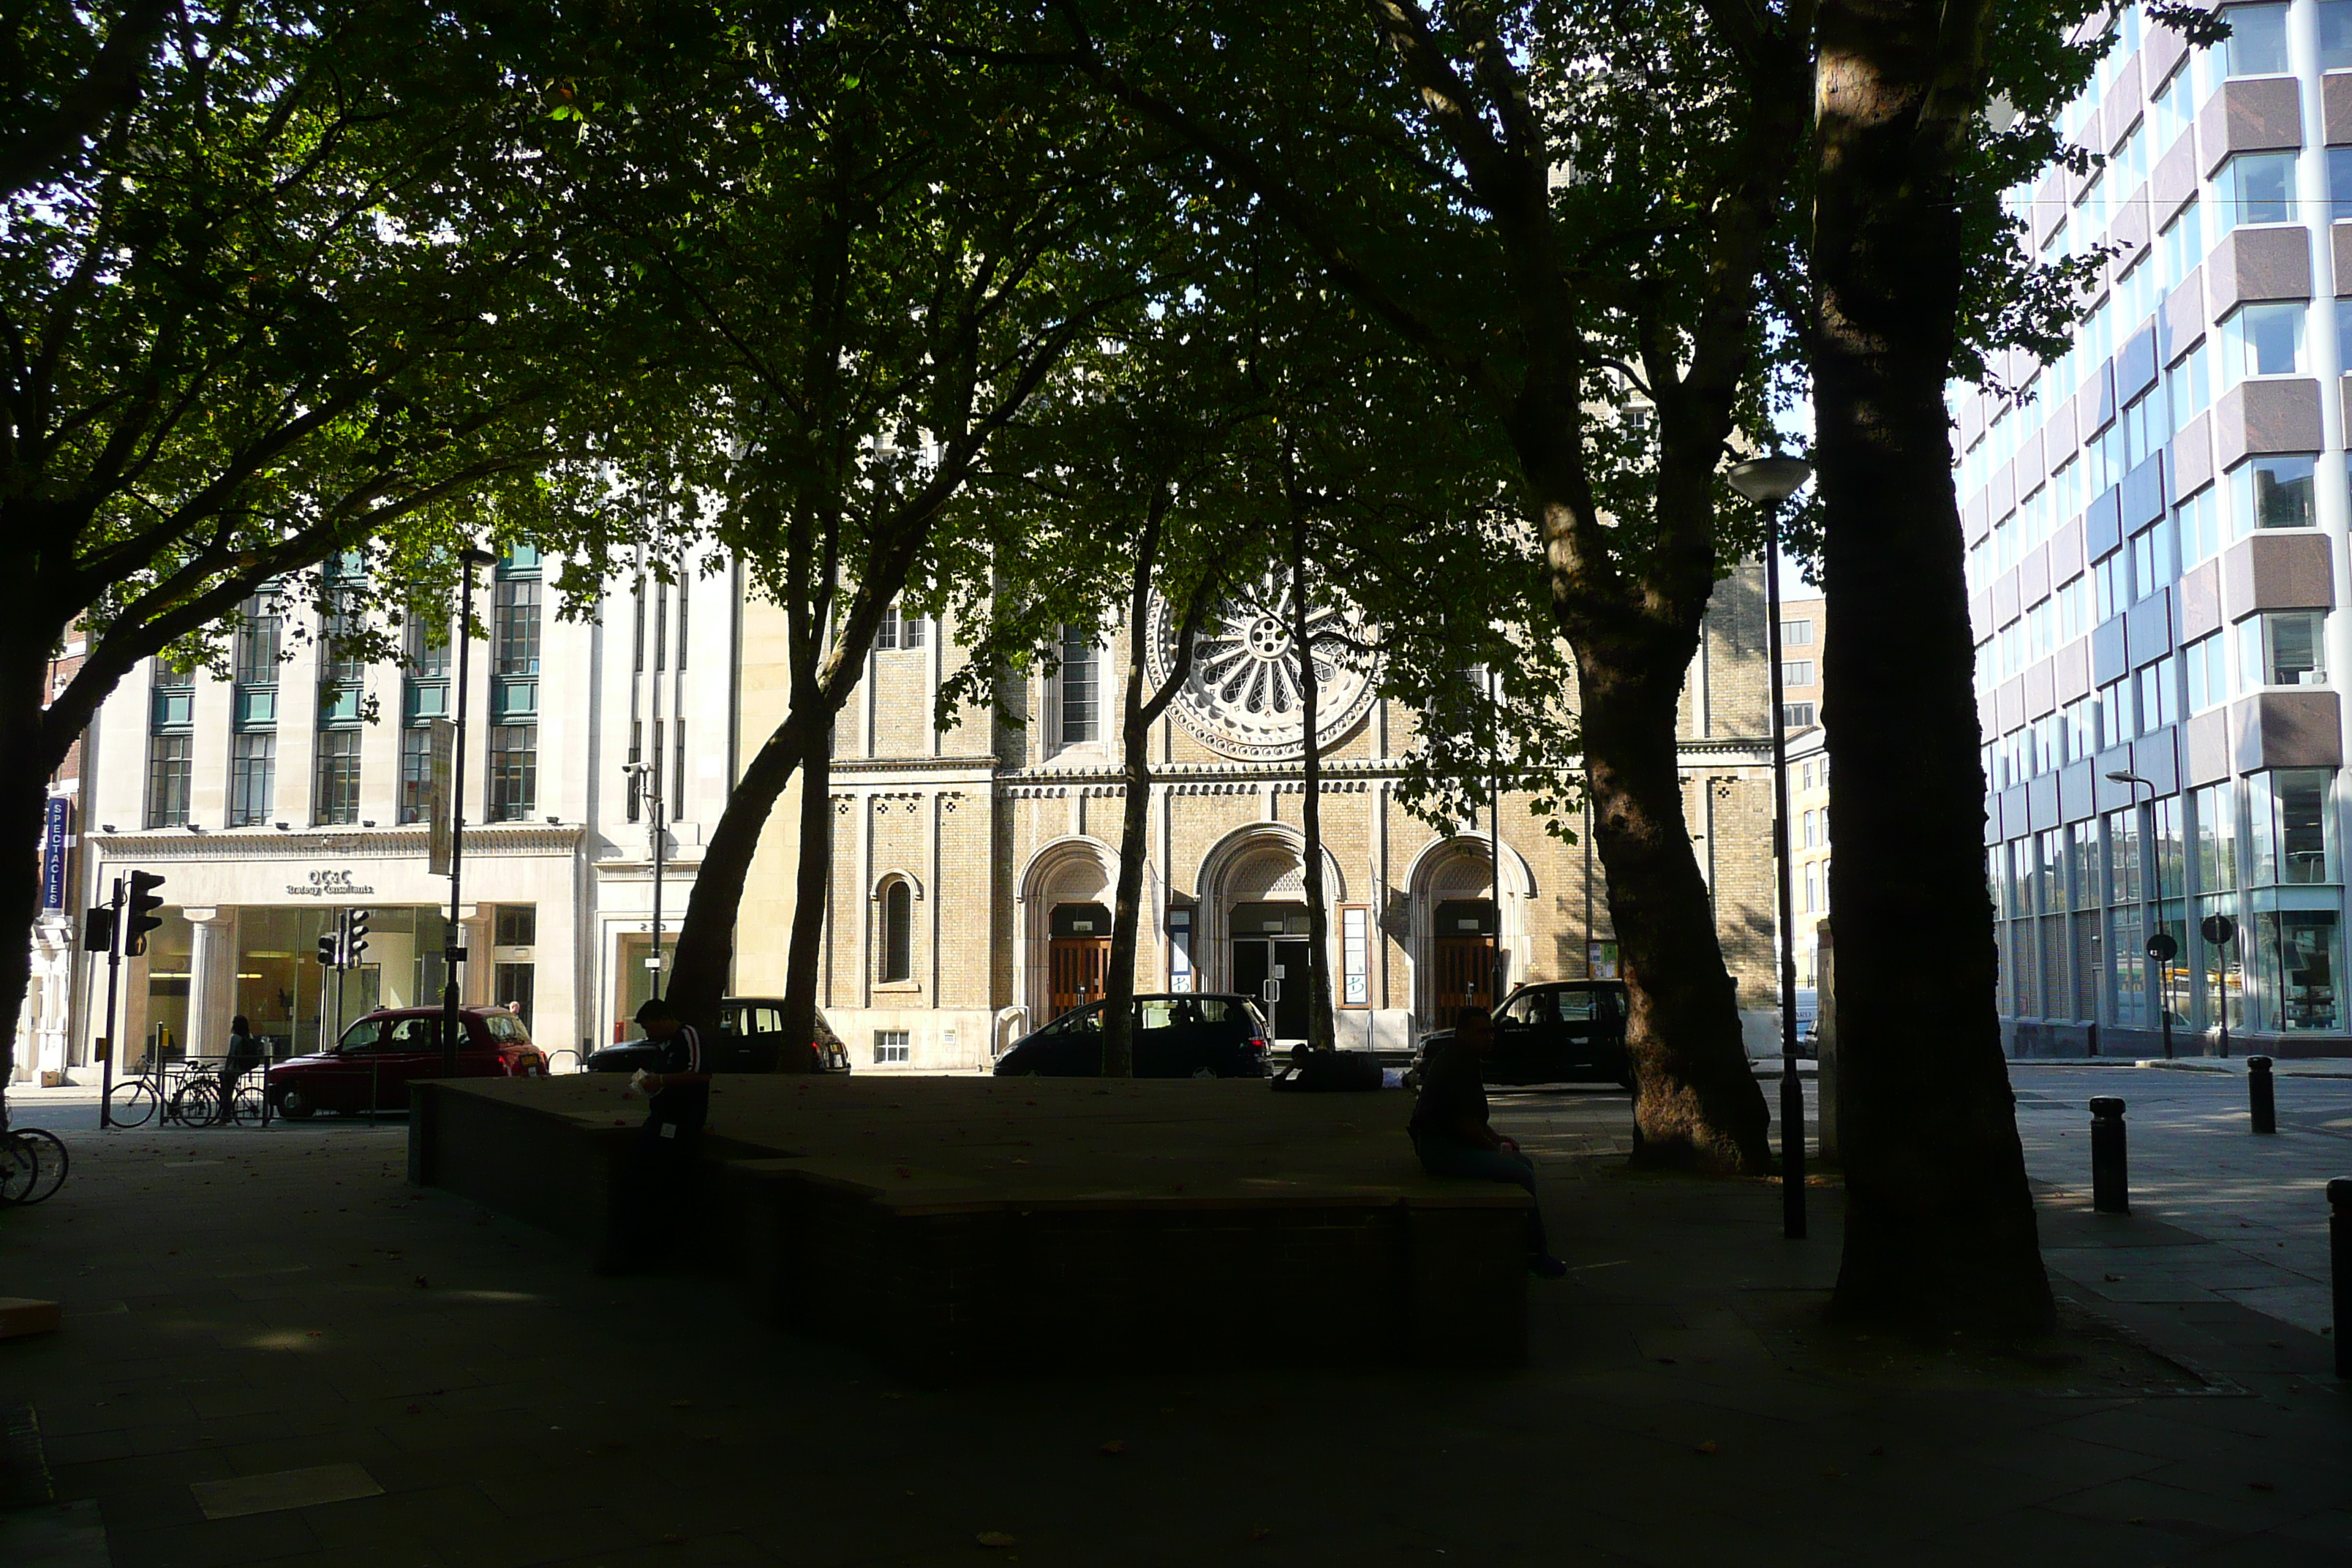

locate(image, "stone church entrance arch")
[[1017, 837, 1115, 1028], [1191, 823, 1346, 1045]]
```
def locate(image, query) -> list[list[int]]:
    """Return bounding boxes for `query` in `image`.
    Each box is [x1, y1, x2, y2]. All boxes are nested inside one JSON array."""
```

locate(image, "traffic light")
[[83, 904, 116, 953], [124, 871, 165, 957], [317, 933, 340, 968], [345, 908, 370, 965]]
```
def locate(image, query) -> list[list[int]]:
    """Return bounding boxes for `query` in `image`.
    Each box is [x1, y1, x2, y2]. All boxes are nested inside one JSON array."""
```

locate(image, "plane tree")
[[0, 0, 633, 1096], [561, 2, 1179, 1054], [1002, 0, 1809, 1169]]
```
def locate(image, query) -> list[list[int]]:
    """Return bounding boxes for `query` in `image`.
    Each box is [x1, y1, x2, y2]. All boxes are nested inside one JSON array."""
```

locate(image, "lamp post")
[[2107, 769, 2172, 1061], [624, 751, 667, 1003], [442, 546, 499, 1076], [1727, 453, 1813, 1242]]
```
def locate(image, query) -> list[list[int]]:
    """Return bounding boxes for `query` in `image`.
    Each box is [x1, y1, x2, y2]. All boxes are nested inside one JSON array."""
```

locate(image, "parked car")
[[1408, 980, 1635, 1090], [269, 1006, 547, 1117], [993, 994, 1273, 1078], [585, 998, 851, 1076]]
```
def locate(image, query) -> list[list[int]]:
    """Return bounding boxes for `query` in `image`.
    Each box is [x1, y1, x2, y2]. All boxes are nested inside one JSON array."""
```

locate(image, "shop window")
[[2258, 911, 2340, 1030], [2231, 455, 2315, 534], [229, 731, 275, 827], [2241, 611, 2326, 687], [2217, 152, 2297, 231], [487, 724, 536, 821], [878, 879, 913, 983], [2226, 3, 2290, 76], [494, 962, 535, 1028], [1058, 626, 1098, 745]]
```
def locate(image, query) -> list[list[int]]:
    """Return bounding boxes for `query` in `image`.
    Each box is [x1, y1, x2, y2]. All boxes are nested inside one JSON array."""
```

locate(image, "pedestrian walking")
[[218, 1014, 265, 1123], [596, 996, 711, 1275], [1409, 1007, 1567, 1277]]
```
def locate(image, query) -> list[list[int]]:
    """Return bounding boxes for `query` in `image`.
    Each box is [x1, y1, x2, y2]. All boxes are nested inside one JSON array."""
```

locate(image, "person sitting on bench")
[[1409, 1006, 1567, 1278]]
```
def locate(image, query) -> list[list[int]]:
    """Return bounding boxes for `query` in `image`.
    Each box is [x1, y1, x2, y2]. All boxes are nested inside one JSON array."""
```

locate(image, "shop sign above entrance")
[[287, 868, 378, 898]]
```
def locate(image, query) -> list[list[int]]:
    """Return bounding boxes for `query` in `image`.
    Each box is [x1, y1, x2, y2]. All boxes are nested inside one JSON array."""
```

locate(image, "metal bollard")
[[2332, 1178, 2352, 1378], [2249, 1055, 2277, 1136], [2090, 1096, 2130, 1214]]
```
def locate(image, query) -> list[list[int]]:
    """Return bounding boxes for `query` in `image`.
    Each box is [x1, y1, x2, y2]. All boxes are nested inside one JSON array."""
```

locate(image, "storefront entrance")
[[1230, 902, 1312, 1041]]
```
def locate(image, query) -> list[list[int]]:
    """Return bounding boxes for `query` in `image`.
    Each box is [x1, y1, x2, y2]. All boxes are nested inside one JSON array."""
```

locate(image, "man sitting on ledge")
[[1409, 1007, 1567, 1278]]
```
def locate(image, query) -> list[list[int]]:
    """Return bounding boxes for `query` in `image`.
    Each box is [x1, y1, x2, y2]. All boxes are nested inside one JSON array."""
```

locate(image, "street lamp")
[[2106, 769, 2174, 1061], [1727, 453, 1813, 1242], [442, 545, 500, 1075]]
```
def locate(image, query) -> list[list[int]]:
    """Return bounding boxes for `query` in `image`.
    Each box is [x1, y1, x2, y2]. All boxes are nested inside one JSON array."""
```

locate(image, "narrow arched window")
[[879, 880, 913, 983]]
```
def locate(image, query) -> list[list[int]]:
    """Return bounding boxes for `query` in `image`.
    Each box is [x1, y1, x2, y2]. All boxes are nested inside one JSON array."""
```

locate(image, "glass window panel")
[[2277, 769, 2332, 883], [2228, 4, 2292, 75], [2110, 906, 2148, 1028], [399, 727, 431, 825], [487, 724, 536, 821], [229, 731, 276, 826], [2220, 152, 2298, 229], [2234, 455, 2317, 532], [2328, 0, 2352, 67], [2259, 910, 2340, 1030], [146, 733, 192, 828], [312, 729, 361, 825], [1058, 627, 1098, 745]]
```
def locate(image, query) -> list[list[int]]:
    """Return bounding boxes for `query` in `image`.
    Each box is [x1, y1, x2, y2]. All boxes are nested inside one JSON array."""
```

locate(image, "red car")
[[269, 1006, 548, 1117]]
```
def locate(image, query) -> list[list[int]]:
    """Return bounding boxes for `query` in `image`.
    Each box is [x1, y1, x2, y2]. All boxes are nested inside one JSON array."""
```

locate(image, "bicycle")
[[0, 1125, 69, 1205], [167, 1071, 222, 1127], [105, 1074, 160, 1128]]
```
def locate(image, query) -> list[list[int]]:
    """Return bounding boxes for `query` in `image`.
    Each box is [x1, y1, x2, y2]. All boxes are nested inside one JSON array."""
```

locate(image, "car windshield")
[[482, 1014, 530, 1044], [336, 1019, 381, 1053]]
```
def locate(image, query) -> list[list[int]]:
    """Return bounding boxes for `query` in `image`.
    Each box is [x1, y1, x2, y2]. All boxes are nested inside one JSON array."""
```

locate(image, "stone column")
[[184, 908, 237, 1062], [461, 905, 494, 1006]]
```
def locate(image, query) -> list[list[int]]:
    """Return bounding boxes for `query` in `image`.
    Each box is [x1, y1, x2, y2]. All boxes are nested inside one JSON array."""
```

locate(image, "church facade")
[[732, 567, 1784, 1073]]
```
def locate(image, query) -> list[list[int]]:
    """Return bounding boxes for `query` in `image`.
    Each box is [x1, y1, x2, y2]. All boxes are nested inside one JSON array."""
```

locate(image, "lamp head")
[[1725, 456, 1814, 506], [2104, 769, 2143, 785]]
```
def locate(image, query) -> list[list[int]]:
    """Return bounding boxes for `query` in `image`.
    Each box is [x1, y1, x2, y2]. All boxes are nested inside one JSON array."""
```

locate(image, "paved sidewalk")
[[1, 1097, 2347, 1567], [2010, 1065, 2352, 1338]]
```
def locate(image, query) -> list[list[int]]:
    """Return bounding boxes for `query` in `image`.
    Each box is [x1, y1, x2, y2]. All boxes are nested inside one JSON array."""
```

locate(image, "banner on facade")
[[39, 796, 69, 911], [427, 718, 457, 875]]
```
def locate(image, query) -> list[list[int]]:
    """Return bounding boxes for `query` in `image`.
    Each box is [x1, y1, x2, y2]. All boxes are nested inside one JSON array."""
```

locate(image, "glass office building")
[[1964, 1, 2352, 1056]]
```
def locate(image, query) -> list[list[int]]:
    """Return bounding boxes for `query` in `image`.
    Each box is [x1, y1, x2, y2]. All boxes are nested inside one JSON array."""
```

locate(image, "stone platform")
[[407, 1074, 1529, 1379]]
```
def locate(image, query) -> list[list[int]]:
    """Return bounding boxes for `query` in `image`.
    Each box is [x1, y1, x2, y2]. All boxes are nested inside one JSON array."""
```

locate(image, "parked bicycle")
[[105, 1071, 160, 1128], [0, 1120, 69, 1205], [165, 1063, 267, 1127]]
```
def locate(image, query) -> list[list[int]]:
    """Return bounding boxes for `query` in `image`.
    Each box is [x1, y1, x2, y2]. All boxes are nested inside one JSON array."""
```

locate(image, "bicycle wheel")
[[0, 1134, 33, 1205], [106, 1078, 158, 1128], [10, 1128, 66, 1204], [232, 1082, 265, 1124], [169, 1080, 219, 1127]]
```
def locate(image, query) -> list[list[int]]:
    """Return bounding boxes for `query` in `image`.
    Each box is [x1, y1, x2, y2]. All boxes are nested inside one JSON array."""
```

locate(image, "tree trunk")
[[1103, 513, 1160, 1079], [780, 712, 832, 1071], [1289, 521, 1335, 1052], [0, 636, 62, 1106], [1576, 638, 1773, 1173], [664, 706, 819, 1030], [1814, 0, 2052, 1331]]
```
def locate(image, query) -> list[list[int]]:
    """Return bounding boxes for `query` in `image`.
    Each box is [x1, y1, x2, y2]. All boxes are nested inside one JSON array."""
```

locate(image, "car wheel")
[[278, 1087, 316, 1120]]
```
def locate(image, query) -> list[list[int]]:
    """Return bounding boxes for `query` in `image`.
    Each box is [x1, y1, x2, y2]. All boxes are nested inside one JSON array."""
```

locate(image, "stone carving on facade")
[[1143, 569, 1382, 761]]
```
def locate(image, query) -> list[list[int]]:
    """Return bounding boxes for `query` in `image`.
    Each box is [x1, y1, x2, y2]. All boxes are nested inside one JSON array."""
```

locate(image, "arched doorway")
[[1048, 902, 1112, 1017], [1191, 823, 1349, 1045], [1016, 837, 1117, 1028], [1431, 897, 1499, 1015]]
